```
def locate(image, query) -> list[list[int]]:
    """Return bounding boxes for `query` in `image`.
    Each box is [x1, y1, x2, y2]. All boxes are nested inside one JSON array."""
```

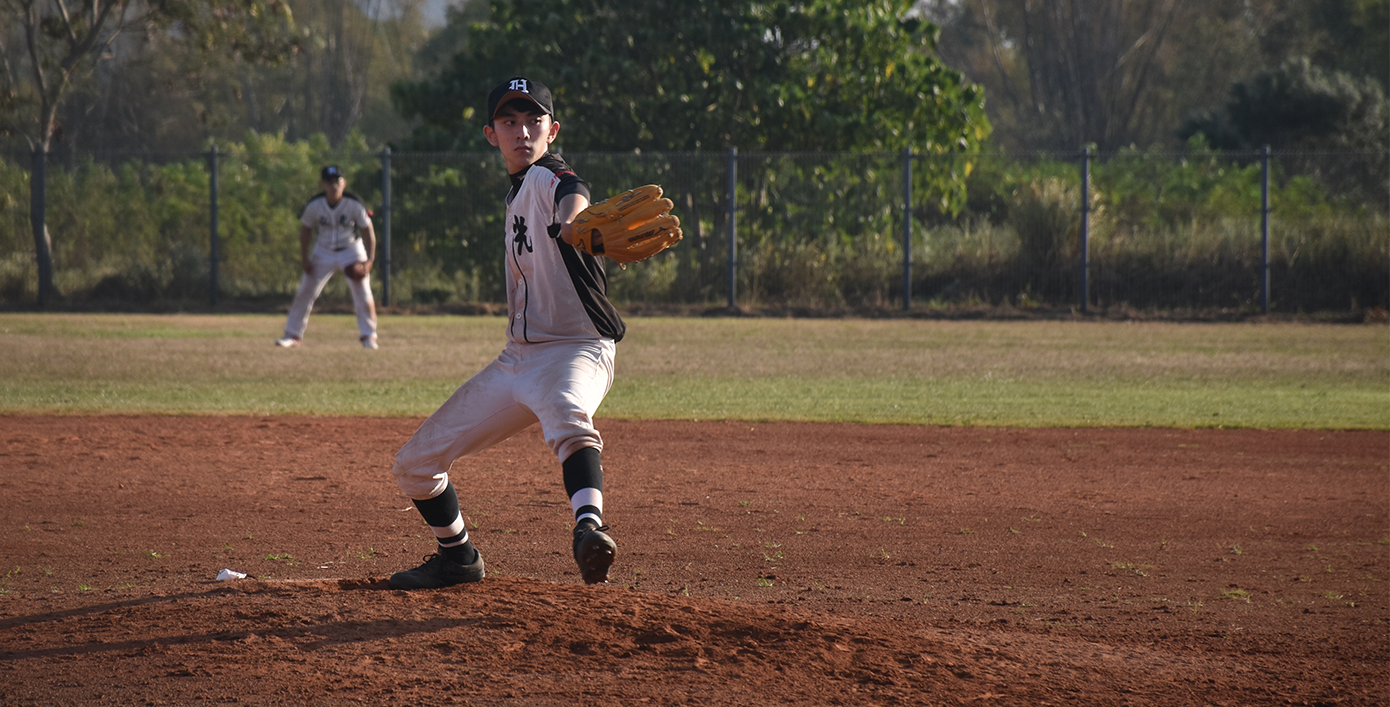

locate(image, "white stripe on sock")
[[431, 512, 466, 542], [570, 487, 603, 517]]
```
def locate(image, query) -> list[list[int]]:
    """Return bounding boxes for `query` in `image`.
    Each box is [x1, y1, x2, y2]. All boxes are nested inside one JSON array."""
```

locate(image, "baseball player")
[[275, 165, 379, 349], [387, 77, 621, 589]]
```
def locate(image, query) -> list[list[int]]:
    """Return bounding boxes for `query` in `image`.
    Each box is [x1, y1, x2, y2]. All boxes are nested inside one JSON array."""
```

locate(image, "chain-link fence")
[[2, 145, 1385, 314]]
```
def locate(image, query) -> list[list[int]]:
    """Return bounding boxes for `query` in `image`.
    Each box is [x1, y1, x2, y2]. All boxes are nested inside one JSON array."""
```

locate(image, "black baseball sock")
[[412, 481, 478, 564], [563, 447, 604, 528]]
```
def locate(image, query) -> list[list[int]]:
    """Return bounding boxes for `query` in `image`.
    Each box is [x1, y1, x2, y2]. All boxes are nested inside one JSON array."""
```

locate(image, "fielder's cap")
[[487, 77, 554, 122], [320, 165, 343, 181]]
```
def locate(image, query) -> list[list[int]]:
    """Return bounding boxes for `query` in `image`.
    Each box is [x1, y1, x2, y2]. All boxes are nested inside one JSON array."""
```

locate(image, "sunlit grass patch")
[[0, 313, 1385, 428]]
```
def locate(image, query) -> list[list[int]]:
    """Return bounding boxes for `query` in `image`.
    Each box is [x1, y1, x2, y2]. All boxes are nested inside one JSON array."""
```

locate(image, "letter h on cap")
[[510, 79, 529, 92]]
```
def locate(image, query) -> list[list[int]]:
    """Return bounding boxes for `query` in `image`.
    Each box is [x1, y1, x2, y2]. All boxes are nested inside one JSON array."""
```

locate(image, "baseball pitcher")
[[387, 76, 672, 589]]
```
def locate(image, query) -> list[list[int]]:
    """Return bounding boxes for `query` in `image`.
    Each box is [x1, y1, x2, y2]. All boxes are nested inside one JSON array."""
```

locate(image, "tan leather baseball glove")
[[572, 185, 682, 264]]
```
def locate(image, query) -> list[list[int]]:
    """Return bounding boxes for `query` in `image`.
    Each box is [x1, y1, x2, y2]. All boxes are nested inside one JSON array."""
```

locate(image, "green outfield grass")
[[0, 313, 1385, 429]]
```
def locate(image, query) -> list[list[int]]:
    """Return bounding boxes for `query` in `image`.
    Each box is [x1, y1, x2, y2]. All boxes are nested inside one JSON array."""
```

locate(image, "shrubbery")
[[0, 133, 1384, 313]]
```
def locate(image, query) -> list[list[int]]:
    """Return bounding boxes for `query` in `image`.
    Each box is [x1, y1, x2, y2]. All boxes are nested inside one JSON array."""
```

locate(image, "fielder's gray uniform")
[[392, 154, 622, 500], [283, 193, 377, 340]]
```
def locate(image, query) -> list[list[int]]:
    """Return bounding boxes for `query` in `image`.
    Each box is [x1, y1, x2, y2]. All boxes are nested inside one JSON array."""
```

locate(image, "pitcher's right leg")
[[389, 350, 537, 589]]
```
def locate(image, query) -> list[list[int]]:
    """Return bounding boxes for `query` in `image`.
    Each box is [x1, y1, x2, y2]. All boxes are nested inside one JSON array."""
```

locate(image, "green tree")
[[1, 0, 297, 152], [1, 0, 296, 304], [13, 0, 433, 156], [1180, 58, 1388, 203], [1256, 0, 1389, 92], [922, 0, 1207, 153], [1182, 58, 1388, 151], [390, 0, 989, 306], [413, 0, 490, 78], [392, 0, 989, 154], [923, 0, 1390, 154]]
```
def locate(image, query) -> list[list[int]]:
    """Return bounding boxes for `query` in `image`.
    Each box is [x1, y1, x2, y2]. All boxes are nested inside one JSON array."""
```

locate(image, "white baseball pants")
[[392, 338, 616, 500], [282, 241, 376, 340]]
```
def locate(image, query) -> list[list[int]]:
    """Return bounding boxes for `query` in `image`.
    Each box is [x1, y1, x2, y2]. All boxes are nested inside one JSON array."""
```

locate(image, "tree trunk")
[[30, 147, 55, 307]]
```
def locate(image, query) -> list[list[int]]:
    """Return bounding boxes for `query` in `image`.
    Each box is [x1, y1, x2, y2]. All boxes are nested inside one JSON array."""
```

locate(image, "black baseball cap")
[[320, 165, 343, 181], [486, 77, 554, 123]]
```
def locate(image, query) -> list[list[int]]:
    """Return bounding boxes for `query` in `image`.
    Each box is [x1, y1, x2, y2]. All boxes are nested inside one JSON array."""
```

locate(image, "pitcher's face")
[[485, 105, 559, 172]]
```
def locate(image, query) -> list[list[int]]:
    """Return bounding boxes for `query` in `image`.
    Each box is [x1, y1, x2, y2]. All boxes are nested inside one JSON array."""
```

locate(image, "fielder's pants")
[[392, 338, 616, 500], [282, 242, 376, 340]]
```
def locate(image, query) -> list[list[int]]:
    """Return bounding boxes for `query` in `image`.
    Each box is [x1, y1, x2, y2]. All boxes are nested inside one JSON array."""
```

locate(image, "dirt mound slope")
[[0, 416, 1385, 705]]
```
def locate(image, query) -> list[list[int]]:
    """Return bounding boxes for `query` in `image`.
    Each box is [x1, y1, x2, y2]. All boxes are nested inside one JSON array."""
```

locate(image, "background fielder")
[[276, 165, 379, 350], [387, 76, 621, 589]]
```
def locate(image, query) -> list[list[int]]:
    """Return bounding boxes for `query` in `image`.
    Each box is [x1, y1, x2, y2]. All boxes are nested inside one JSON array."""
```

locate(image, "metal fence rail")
[[2, 146, 1385, 313]]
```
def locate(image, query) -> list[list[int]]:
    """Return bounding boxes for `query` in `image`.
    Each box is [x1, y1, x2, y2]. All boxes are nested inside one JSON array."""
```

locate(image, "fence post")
[[208, 145, 220, 307], [1079, 146, 1091, 314], [380, 146, 392, 307], [726, 146, 738, 309], [902, 146, 913, 311], [30, 146, 53, 308], [1260, 145, 1271, 314]]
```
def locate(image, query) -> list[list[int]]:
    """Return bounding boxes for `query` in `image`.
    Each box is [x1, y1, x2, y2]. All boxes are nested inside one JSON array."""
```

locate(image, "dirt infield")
[[0, 416, 1385, 706]]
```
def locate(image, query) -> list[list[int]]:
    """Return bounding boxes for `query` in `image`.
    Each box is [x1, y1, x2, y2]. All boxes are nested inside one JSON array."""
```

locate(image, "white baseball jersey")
[[300, 192, 371, 252], [390, 153, 621, 499], [505, 154, 625, 344]]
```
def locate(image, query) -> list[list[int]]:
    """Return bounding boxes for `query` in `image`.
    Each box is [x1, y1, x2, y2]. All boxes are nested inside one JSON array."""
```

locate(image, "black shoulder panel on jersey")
[[341, 191, 364, 204], [557, 243, 625, 342], [533, 154, 591, 207], [533, 153, 573, 176]]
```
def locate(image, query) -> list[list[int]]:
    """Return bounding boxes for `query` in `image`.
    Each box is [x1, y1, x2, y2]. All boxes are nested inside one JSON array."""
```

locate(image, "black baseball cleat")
[[572, 523, 616, 584], [388, 551, 485, 590]]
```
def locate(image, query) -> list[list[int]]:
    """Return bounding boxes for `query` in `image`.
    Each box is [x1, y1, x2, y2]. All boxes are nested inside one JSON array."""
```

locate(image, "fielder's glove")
[[344, 261, 371, 280], [572, 184, 682, 264]]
